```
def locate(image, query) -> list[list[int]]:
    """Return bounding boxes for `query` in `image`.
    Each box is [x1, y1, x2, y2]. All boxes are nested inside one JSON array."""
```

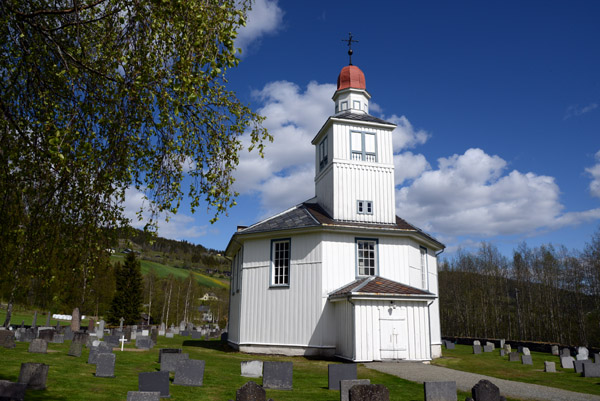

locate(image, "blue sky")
[[125, 0, 600, 257]]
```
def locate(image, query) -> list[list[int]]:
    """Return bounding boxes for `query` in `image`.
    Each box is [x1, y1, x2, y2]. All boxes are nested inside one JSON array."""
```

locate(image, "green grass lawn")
[[111, 254, 228, 289], [0, 336, 447, 401], [0, 308, 90, 328], [433, 344, 600, 396]]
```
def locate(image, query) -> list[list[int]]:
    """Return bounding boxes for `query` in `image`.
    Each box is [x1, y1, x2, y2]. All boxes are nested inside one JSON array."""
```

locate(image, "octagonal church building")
[[226, 62, 445, 361]]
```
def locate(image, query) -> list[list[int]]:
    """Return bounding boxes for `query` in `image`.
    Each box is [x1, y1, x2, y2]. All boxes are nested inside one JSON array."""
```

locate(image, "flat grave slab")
[[328, 363, 357, 390], [424, 381, 457, 401], [173, 359, 205, 387], [340, 379, 370, 401], [0, 380, 26, 401], [139, 371, 170, 398], [262, 361, 293, 390], [348, 384, 389, 401]]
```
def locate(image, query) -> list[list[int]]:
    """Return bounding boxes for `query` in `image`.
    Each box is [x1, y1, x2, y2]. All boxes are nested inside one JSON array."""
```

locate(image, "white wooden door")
[[379, 306, 408, 359]]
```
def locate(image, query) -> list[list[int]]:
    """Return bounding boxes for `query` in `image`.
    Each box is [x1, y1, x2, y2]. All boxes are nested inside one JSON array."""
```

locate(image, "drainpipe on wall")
[[348, 296, 356, 361]]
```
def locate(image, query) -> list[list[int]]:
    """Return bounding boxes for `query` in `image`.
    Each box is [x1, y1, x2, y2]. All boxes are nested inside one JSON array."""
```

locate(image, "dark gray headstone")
[[136, 337, 153, 349], [28, 339, 47, 354], [139, 371, 170, 398], [150, 328, 158, 343], [51, 333, 64, 344], [32, 311, 38, 329], [180, 330, 189, 337], [508, 352, 520, 362], [424, 381, 457, 401], [191, 331, 202, 339], [104, 335, 120, 346], [97, 341, 114, 354], [64, 327, 74, 341], [521, 355, 533, 365], [158, 348, 182, 363], [0, 330, 16, 349], [583, 362, 600, 377], [0, 380, 26, 401], [236, 381, 265, 401], [262, 361, 293, 390], [483, 345, 493, 353], [544, 361, 556, 373], [328, 364, 357, 390], [594, 353, 600, 364], [173, 359, 205, 386], [18, 362, 49, 390], [473, 345, 482, 354], [560, 348, 571, 357], [517, 346, 524, 353], [161, 353, 189, 372], [68, 341, 83, 357], [560, 356, 575, 369], [444, 341, 455, 350], [127, 391, 161, 401], [72, 331, 89, 345], [95, 353, 116, 378], [574, 360, 591, 374], [471, 380, 501, 401], [38, 329, 54, 342], [341, 379, 371, 401], [348, 384, 389, 401], [499, 350, 505, 357]]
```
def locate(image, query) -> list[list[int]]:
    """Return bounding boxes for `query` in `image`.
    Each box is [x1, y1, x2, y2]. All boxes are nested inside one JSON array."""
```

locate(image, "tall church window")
[[319, 137, 328, 170], [351, 131, 376, 162], [271, 239, 290, 286], [420, 246, 428, 289], [356, 238, 377, 276]]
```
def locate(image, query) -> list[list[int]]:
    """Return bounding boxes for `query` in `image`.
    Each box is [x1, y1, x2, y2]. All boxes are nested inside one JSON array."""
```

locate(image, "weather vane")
[[341, 32, 358, 65]]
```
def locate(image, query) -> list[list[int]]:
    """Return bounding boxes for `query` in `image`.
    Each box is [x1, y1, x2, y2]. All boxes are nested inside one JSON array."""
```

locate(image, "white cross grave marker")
[[119, 335, 128, 351]]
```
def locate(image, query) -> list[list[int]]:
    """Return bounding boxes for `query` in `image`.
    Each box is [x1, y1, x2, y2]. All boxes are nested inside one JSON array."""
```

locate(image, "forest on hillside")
[[439, 228, 600, 347]]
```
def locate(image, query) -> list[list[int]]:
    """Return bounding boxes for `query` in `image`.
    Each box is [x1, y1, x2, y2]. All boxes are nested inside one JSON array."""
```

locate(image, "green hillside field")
[[110, 254, 228, 289]]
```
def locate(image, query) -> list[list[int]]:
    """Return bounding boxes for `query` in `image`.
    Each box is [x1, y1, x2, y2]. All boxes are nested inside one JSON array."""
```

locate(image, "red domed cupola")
[[337, 65, 366, 91]]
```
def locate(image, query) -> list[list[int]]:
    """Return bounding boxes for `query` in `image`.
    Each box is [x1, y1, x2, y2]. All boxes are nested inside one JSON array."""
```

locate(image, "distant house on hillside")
[[226, 63, 445, 362], [200, 293, 218, 301]]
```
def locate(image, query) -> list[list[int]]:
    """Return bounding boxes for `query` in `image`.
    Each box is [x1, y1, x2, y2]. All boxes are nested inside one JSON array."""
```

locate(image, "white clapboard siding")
[[334, 300, 354, 360]]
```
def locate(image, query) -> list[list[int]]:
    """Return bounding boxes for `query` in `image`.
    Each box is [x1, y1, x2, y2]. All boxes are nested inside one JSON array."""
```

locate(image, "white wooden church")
[[226, 62, 445, 361]]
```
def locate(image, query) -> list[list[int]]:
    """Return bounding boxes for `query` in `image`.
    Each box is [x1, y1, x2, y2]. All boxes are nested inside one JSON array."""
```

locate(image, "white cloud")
[[394, 151, 430, 185], [396, 148, 600, 238], [564, 103, 598, 120], [233, 80, 335, 214], [236, 0, 283, 53], [122, 187, 207, 240], [586, 150, 600, 198], [388, 115, 430, 152]]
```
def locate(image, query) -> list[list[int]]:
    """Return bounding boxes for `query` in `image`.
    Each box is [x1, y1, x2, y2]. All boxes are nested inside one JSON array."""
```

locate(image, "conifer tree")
[[108, 252, 143, 325]]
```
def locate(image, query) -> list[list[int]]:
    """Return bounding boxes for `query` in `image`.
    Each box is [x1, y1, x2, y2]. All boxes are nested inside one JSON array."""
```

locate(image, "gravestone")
[[0, 380, 27, 401], [18, 329, 35, 343], [576, 346, 589, 360], [173, 359, 205, 386], [159, 348, 182, 363], [473, 345, 482, 354], [499, 339, 505, 348], [38, 329, 54, 342], [348, 384, 389, 401], [444, 340, 455, 350], [508, 352, 519, 362], [72, 332, 89, 345], [180, 330, 189, 337], [521, 347, 530, 356], [18, 362, 49, 390], [136, 337, 153, 349], [127, 391, 161, 401], [32, 311, 38, 328], [191, 331, 202, 339], [341, 379, 371, 401], [95, 353, 116, 378], [131, 330, 138, 340], [64, 327, 74, 341], [161, 352, 189, 372], [328, 363, 357, 390], [0, 330, 16, 349], [551, 345, 559, 356], [483, 345, 493, 353], [28, 339, 47, 354], [485, 342, 495, 350], [544, 361, 556, 373], [262, 361, 293, 390], [88, 318, 95, 332], [583, 363, 600, 378], [503, 344, 511, 354], [142, 329, 149, 336], [68, 341, 83, 357], [119, 317, 125, 331], [166, 333, 174, 339], [51, 334, 64, 344], [104, 335, 120, 347], [139, 371, 170, 398], [97, 320, 105, 339], [71, 307, 80, 332], [88, 348, 99, 364], [424, 381, 457, 401], [471, 379, 503, 401], [473, 340, 481, 346], [241, 361, 263, 378], [151, 328, 158, 343], [45, 311, 51, 327], [560, 356, 575, 369], [97, 341, 114, 354], [179, 321, 186, 331], [574, 360, 591, 374], [236, 381, 265, 401], [499, 350, 505, 357], [521, 355, 533, 365], [560, 348, 571, 357]]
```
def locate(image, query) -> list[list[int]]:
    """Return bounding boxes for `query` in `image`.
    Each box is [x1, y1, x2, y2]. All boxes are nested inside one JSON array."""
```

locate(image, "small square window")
[[353, 100, 361, 110], [341, 101, 348, 111], [357, 200, 373, 215]]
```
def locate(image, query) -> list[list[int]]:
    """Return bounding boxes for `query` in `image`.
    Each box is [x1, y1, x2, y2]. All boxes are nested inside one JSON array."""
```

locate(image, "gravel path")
[[365, 361, 600, 401]]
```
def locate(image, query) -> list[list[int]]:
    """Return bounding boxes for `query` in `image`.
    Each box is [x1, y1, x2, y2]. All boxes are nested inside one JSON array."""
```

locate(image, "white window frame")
[[420, 246, 428, 289], [319, 136, 328, 171], [357, 200, 373, 215], [356, 238, 378, 277], [341, 101, 348, 111], [271, 239, 290, 287], [353, 100, 361, 110], [350, 131, 377, 162]]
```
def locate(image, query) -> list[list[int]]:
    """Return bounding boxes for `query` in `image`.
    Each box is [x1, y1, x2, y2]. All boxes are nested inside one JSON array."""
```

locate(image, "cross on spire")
[[341, 32, 358, 65]]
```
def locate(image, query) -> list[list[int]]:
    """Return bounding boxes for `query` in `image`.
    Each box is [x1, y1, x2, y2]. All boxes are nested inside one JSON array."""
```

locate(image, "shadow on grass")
[[181, 340, 236, 353], [24, 390, 68, 401]]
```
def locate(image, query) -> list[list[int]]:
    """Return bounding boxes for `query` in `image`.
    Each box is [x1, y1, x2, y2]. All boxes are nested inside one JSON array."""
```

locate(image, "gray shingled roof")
[[332, 111, 395, 126], [239, 204, 319, 234], [329, 276, 435, 299]]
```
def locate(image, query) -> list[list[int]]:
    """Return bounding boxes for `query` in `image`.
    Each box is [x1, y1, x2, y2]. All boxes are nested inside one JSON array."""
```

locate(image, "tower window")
[[353, 100, 361, 110], [357, 200, 373, 215], [319, 137, 328, 171], [340, 101, 348, 111], [351, 131, 376, 162]]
